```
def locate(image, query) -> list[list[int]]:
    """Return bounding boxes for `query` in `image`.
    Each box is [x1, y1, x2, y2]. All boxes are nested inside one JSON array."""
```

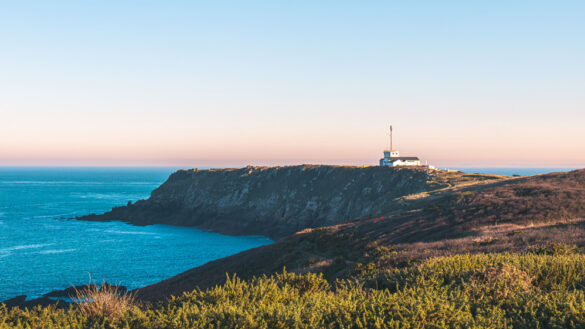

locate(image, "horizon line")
[[0, 164, 583, 169]]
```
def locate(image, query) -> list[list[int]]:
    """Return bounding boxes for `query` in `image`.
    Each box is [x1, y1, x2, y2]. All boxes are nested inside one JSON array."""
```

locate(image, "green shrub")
[[5, 252, 585, 328]]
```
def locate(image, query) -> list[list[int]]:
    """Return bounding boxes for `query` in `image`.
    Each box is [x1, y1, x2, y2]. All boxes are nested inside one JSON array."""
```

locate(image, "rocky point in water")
[[78, 165, 502, 240]]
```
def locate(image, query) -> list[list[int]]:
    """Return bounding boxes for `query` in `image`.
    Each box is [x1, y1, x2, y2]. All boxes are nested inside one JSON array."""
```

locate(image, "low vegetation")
[[70, 280, 135, 321], [4, 245, 585, 328]]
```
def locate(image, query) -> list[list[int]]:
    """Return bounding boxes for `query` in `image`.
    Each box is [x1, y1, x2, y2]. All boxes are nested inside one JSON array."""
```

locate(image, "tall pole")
[[390, 125, 393, 150]]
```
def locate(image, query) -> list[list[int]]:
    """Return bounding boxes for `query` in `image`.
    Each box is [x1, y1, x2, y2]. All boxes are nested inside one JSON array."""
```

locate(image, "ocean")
[[0, 166, 577, 301], [0, 167, 272, 301], [452, 167, 579, 176]]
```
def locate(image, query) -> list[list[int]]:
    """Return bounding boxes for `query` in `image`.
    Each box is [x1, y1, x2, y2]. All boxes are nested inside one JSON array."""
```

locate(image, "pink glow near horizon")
[[2, 119, 585, 168]]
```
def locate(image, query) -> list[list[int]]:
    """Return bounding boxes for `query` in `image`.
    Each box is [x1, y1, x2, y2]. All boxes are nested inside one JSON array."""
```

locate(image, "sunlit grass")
[[3, 247, 585, 328], [70, 279, 135, 321]]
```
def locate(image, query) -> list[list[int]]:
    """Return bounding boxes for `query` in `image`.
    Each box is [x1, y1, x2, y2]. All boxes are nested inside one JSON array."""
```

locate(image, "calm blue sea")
[[0, 167, 272, 301], [0, 166, 578, 301], [452, 167, 580, 176]]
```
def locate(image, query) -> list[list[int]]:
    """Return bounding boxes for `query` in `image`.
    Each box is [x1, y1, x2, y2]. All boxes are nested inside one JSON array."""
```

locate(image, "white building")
[[379, 125, 422, 167], [379, 150, 421, 167]]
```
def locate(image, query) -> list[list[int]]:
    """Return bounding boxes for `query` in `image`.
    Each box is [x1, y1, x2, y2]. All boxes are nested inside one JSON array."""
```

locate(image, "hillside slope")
[[135, 169, 585, 301], [79, 165, 500, 239]]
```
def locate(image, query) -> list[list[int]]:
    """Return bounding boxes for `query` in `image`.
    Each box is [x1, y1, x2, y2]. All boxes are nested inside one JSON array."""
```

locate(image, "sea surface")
[[0, 166, 578, 301], [0, 167, 272, 301], [452, 167, 579, 176]]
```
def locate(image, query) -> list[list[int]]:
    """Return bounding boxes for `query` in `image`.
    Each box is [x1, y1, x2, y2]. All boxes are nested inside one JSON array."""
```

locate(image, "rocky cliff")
[[78, 165, 501, 239]]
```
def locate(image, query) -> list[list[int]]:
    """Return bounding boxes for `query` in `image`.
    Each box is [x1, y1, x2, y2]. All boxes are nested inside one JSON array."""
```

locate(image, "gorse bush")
[[4, 253, 585, 328], [273, 269, 330, 295], [528, 242, 583, 256]]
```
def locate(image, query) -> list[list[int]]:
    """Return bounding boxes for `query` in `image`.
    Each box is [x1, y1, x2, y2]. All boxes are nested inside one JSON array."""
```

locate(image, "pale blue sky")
[[1, 1, 584, 167]]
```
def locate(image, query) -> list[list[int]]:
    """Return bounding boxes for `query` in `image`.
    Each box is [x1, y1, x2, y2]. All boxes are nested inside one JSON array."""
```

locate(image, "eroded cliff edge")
[[78, 165, 501, 240]]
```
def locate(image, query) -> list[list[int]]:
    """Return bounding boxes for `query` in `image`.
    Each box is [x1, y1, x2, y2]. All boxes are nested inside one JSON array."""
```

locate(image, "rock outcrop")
[[78, 165, 500, 240]]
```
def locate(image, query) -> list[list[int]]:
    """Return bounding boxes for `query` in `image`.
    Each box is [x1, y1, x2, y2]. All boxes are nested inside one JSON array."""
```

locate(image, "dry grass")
[[70, 280, 135, 321], [472, 263, 534, 298]]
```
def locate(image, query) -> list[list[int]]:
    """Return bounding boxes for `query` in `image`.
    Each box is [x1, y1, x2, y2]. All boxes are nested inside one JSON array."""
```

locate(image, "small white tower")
[[384, 125, 399, 157]]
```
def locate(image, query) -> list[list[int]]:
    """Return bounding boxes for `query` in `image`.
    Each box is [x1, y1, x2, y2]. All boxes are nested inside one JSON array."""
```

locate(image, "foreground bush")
[[70, 280, 136, 321], [3, 253, 585, 328]]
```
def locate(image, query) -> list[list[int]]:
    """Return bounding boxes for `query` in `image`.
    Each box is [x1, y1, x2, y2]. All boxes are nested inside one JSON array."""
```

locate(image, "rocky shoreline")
[[2, 284, 129, 309]]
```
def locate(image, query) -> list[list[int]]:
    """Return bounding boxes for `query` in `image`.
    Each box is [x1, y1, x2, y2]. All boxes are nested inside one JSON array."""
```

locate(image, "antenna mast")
[[389, 125, 393, 150]]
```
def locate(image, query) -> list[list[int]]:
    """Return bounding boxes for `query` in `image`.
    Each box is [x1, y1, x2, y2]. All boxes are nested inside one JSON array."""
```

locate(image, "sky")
[[1, 1, 584, 168]]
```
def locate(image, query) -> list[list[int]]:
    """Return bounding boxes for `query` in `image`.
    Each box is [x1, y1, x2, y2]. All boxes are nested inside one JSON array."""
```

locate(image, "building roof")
[[384, 157, 420, 162]]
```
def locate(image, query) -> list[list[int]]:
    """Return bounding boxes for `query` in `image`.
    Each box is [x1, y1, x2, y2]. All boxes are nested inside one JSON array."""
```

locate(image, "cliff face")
[[79, 165, 500, 239]]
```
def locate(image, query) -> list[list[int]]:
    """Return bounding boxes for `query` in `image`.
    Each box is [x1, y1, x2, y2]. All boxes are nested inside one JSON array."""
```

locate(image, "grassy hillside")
[[135, 169, 585, 301], [4, 248, 585, 328]]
